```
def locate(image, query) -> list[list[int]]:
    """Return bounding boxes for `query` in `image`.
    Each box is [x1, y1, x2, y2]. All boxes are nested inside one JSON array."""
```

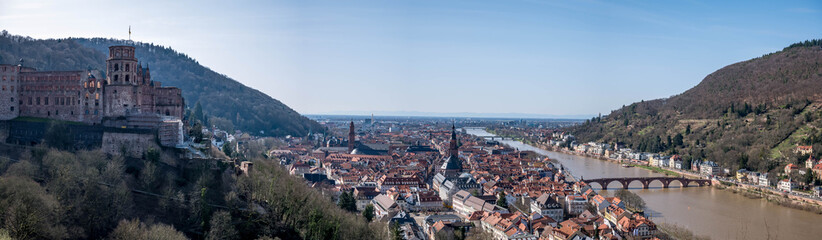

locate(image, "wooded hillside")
[[0, 31, 324, 137], [569, 40, 822, 175]]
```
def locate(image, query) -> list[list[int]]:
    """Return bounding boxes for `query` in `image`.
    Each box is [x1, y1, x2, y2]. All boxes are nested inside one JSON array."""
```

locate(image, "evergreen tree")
[[496, 192, 508, 209], [192, 101, 204, 124], [390, 222, 403, 240], [337, 191, 356, 212], [362, 204, 375, 222]]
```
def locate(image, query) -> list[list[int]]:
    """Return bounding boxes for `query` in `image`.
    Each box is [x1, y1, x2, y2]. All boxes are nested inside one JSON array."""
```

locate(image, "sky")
[[1, 0, 820, 118]]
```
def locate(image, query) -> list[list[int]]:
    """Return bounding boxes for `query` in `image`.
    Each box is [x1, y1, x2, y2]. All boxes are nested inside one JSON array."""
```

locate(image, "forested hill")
[[0, 31, 323, 137], [568, 40, 822, 174]]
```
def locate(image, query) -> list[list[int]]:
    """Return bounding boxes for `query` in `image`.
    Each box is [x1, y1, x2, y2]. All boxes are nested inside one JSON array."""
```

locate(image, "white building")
[[564, 195, 587, 216], [759, 173, 771, 187], [700, 161, 720, 176], [778, 179, 796, 192], [530, 193, 564, 222]]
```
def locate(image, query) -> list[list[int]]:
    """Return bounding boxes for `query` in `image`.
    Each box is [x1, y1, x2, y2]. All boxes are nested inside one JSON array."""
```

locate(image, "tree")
[[192, 101, 204, 124], [207, 211, 238, 240], [222, 142, 234, 157], [615, 189, 646, 211], [108, 219, 187, 240], [338, 191, 357, 212], [390, 222, 403, 240], [362, 204, 375, 222], [673, 133, 684, 147], [0, 177, 66, 240], [496, 192, 508, 209]]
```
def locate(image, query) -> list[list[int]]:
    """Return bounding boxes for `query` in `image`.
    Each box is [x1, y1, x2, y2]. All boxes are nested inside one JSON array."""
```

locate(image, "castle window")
[[94, 110, 98, 115], [44, 97, 48, 105], [165, 110, 170, 116], [28, 97, 31, 105], [10, 97, 13, 102], [125, 75, 130, 82], [10, 107, 13, 112], [126, 64, 130, 72], [36, 97, 40, 105], [56, 110, 58, 115], [114, 75, 119, 82], [114, 64, 119, 71], [70, 111, 73, 115]]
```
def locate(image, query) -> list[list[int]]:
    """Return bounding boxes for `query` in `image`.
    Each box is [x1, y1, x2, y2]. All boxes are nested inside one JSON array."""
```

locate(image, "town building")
[[530, 193, 564, 222], [700, 161, 720, 176], [778, 179, 796, 192], [759, 173, 771, 187]]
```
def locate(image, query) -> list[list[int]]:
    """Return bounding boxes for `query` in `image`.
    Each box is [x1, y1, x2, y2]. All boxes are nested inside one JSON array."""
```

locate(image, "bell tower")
[[348, 121, 356, 152], [449, 124, 458, 158]]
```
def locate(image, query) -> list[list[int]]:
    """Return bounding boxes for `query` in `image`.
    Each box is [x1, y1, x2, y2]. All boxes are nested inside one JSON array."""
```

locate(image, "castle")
[[0, 45, 186, 148]]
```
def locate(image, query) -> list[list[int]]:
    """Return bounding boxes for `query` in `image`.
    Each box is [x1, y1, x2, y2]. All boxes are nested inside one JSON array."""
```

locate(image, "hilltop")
[[0, 31, 323, 137], [568, 40, 822, 174]]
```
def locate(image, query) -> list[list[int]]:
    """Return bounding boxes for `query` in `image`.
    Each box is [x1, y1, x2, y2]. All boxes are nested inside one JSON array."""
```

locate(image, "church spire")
[[348, 121, 355, 152], [449, 123, 458, 158]]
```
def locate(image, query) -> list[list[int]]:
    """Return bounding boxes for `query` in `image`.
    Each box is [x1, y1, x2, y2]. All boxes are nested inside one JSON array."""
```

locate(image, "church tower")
[[348, 121, 355, 152], [441, 123, 463, 176], [449, 123, 458, 158]]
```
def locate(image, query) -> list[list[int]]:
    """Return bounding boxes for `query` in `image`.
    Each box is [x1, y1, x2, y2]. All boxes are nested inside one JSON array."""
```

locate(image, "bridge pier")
[[641, 180, 650, 189]]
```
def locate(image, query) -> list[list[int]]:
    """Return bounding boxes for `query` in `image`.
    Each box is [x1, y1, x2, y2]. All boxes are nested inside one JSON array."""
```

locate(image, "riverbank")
[[466, 127, 822, 239], [484, 130, 822, 215], [716, 182, 822, 214]]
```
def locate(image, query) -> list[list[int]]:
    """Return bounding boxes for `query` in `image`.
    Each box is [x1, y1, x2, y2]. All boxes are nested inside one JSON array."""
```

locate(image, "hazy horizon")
[[1, 0, 820, 116]]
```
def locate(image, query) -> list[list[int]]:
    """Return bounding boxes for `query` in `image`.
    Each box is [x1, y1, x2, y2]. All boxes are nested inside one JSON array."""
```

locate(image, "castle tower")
[[104, 46, 140, 117], [348, 121, 355, 152], [0, 64, 22, 120]]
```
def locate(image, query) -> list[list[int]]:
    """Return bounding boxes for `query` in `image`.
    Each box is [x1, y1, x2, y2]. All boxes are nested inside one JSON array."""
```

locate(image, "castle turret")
[[104, 46, 140, 117]]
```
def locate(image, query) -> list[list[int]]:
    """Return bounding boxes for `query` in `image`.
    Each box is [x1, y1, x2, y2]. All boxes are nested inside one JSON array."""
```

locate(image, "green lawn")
[[632, 164, 682, 177]]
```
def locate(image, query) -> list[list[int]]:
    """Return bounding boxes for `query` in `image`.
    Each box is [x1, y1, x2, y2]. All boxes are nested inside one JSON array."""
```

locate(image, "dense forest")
[[568, 40, 822, 176], [0, 30, 324, 137], [0, 141, 385, 240]]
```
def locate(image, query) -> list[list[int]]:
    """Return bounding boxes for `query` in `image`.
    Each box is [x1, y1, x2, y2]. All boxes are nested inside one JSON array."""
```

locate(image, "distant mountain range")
[[0, 31, 323, 136], [568, 40, 822, 174], [314, 110, 592, 120]]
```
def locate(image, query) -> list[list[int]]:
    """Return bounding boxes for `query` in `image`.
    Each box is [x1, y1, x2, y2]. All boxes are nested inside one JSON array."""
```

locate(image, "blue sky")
[[1, 0, 820, 117]]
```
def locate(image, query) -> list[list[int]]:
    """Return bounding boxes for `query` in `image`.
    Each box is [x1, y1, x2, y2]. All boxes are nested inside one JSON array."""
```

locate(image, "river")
[[464, 127, 822, 240]]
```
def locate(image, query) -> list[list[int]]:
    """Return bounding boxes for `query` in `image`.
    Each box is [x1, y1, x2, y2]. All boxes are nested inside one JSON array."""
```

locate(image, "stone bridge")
[[582, 177, 712, 190]]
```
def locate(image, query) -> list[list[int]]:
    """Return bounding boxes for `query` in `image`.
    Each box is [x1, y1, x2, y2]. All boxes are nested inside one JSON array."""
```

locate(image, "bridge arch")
[[626, 178, 647, 189], [586, 181, 607, 190]]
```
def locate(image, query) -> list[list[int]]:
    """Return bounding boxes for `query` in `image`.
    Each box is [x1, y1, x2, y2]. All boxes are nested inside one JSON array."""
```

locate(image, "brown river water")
[[465, 128, 822, 240]]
